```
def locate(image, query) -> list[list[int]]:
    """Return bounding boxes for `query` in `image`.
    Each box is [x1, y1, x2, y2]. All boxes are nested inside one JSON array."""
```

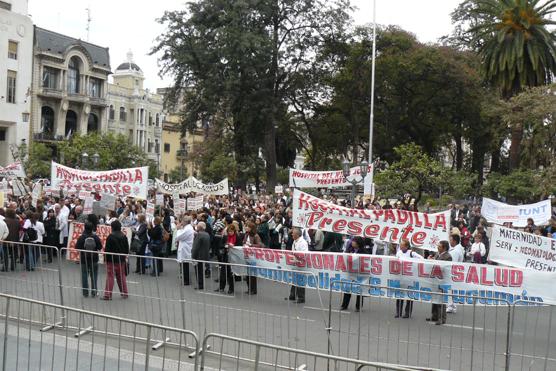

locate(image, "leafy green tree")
[[152, 0, 351, 189], [24, 142, 52, 179], [465, 0, 556, 169], [57, 133, 153, 172]]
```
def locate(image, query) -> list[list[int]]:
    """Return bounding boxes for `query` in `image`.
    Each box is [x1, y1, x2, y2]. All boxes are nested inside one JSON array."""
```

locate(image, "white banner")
[[146, 202, 155, 219], [155, 177, 229, 196], [0, 161, 26, 178], [292, 189, 449, 251], [288, 165, 373, 188], [489, 225, 556, 272], [229, 246, 556, 305], [187, 195, 204, 211], [481, 197, 551, 227], [51, 162, 148, 199], [67, 222, 132, 262]]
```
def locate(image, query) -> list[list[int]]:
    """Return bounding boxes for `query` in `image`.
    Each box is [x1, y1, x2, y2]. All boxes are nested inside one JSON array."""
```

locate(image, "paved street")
[[0, 255, 554, 370]]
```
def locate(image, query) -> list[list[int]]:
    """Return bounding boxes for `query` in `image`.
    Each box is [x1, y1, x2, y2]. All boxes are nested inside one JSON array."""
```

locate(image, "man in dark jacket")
[[192, 221, 210, 290], [2, 209, 20, 271], [101, 220, 129, 300], [75, 222, 102, 297], [426, 241, 452, 325]]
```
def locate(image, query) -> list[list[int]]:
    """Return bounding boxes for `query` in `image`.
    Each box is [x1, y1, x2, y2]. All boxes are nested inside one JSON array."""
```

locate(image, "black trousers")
[[2, 243, 17, 271], [195, 262, 204, 289], [219, 252, 234, 292], [431, 304, 447, 323], [247, 276, 257, 294], [341, 294, 362, 309], [135, 242, 147, 274], [181, 262, 190, 285], [289, 285, 305, 301], [396, 300, 413, 317], [151, 247, 164, 276]]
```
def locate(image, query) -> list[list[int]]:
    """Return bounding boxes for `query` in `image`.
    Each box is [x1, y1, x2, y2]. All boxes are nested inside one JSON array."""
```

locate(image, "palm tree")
[[469, 0, 556, 170]]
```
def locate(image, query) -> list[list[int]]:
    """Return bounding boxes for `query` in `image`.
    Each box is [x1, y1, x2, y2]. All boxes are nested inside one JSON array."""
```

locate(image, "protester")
[[426, 240, 452, 325], [469, 233, 487, 263], [447, 234, 465, 313], [217, 223, 241, 294], [286, 227, 308, 304], [75, 222, 102, 297], [175, 215, 194, 285], [148, 216, 165, 276], [394, 239, 423, 318], [192, 221, 210, 290], [22, 212, 45, 271], [101, 220, 129, 300], [243, 221, 262, 295], [132, 214, 148, 274], [340, 236, 368, 312]]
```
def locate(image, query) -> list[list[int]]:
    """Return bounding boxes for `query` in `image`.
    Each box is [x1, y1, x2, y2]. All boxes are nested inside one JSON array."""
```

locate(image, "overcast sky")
[[28, 0, 462, 90]]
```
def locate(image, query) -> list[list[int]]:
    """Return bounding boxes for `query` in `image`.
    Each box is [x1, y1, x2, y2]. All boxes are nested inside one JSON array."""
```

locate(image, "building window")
[[0, 1, 11, 10], [8, 41, 17, 60], [6, 70, 16, 104], [119, 107, 127, 121], [41, 106, 55, 135], [109, 105, 115, 120], [128, 129, 133, 143], [0, 129, 5, 141], [67, 57, 80, 94], [155, 113, 160, 126], [147, 140, 153, 153], [89, 78, 101, 97], [155, 139, 160, 154], [164, 143, 170, 153], [149, 113, 153, 126], [42, 67, 58, 89]]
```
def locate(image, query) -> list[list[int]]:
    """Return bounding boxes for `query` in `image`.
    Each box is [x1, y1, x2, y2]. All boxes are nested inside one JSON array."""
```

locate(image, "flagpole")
[[368, 0, 376, 167]]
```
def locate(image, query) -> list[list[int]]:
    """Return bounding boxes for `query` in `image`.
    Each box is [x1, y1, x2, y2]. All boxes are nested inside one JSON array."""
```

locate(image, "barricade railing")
[[200, 332, 432, 371], [0, 292, 199, 371], [508, 300, 556, 371], [326, 281, 514, 371]]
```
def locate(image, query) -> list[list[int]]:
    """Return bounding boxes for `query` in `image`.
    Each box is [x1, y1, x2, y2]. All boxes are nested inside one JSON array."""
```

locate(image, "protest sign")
[[489, 225, 556, 272], [155, 177, 229, 196], [292, 189, 449, 251], [66, 222, 132, 262], [274, 185, 283, 194], [83, 196, 94, 215], [176, 199, 186, 215], [155, 193, 165, 206], [78, 190, 91, 200], [288, 165, 373, 188], [187, 195, 204, 211], [31, 183, 42, 208], [481, 198, 551, 227], [146, 202, 155, 219], [0, 161, 26, 178], [0, 192, 4, 207], [51, 162, 148, 199], [11, 179, 28, 197], [99, 193, 116, 211], [229, 246, 556, 305]]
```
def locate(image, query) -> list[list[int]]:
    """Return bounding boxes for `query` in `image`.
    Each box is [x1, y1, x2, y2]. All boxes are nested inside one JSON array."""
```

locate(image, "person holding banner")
[[340, 236, 368, 312], [427, 241, 452, 325], [395, 239, 423, 318], [286, 227, 308, 304], [217, 223, 241, 294], [243, 222, 262, 295]]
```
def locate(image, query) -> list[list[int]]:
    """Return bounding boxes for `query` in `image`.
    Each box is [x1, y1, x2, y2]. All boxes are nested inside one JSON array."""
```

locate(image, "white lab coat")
[[175, 224, 194, 262]]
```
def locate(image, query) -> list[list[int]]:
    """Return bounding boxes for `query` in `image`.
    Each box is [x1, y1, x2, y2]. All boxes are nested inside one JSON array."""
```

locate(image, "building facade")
[[30, 27, 111, 148], [0, 0, 33, 165], [106, 52, 163, 166]]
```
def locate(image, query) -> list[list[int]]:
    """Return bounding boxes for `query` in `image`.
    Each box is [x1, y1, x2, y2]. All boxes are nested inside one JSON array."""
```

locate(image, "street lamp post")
[[81, 152, 89, 170], [343, 159, 369, 208]]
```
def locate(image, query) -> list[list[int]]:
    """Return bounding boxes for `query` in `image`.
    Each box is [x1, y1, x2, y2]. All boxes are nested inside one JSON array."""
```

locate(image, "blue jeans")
[[24, 245, 35, 271], [81, 261, 99, 297]]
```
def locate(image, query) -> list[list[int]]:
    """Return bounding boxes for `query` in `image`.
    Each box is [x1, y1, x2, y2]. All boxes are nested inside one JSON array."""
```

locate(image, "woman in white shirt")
[[394, 239, 423, 318], [468, 233, 486, 263], [23, 212, 45, 271], [175, 216, 195, 285]]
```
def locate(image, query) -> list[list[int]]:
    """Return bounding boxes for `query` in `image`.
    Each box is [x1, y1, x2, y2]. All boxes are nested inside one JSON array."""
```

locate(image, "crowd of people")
[[0, 185, 555, 324]]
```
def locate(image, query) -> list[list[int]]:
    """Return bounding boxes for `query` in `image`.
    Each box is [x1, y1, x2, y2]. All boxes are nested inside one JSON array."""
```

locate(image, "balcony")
[[33, 132, 66, 142], [89, 96, 108, 107], [37, 87, 63, 99], [154, 126, 162, 137]]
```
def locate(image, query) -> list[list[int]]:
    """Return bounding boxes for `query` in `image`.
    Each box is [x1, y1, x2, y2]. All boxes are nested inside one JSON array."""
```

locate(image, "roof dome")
[[115, 50, 142, 73]]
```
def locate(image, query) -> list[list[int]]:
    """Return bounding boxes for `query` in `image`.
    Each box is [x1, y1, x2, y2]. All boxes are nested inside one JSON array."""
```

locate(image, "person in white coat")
[[447, 234, 465, 314], [175, 216, 194, 285], [55, 203, 68, 250], [285, 228, 308, 304]]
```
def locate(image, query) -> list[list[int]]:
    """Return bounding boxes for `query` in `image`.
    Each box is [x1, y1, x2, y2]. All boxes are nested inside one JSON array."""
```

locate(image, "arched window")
[[87, 113, 99, 133], [109, 105, 115, 120], [67, 57, 80, 94], [119, 107, 126, 121], [155, 113, 160, 126], [65, 110, 77, 137], [41, 106, 55, 136]]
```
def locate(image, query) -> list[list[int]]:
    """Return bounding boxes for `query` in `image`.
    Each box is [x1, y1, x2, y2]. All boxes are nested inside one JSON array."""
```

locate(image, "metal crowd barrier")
[[1, 240, 555, 371], [0, 292, 199, 371]]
